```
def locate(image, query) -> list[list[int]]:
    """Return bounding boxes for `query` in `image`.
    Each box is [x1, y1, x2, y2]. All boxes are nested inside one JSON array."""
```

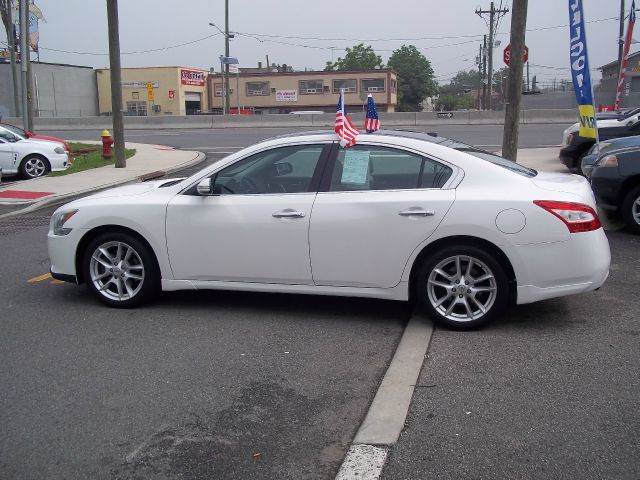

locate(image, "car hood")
[[84, 178, 185, 200], [531, 171, 596, 207]]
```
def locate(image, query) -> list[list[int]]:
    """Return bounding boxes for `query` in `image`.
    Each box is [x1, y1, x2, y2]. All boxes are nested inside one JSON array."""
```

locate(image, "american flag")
[[365, 94, 380, 133], [335, 89, 360, 147]]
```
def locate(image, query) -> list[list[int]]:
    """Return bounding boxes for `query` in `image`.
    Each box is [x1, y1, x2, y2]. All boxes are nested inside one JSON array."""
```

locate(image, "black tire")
[[20, 154, 50, 179], [82, 231, 160, 308], [415, 244, 510, 330], [622, 185, 640, 234]]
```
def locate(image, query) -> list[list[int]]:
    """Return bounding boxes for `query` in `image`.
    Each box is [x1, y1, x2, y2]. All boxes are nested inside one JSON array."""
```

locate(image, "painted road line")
[[28, 273, 52, 283], [353, 310, 434, 445], [50, 280, 65, 285], [335, 445, 388, 480]]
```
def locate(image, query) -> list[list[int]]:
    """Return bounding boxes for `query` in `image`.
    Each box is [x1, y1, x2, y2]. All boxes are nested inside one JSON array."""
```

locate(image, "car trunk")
[[531, 172, 597, 208]]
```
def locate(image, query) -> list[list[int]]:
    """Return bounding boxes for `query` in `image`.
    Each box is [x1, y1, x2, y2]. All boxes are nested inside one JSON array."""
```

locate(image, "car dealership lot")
[[1, 127, 639, 479]]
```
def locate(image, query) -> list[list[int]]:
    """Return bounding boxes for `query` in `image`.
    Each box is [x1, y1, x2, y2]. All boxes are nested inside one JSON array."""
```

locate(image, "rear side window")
[[329, 145, 452, 191]]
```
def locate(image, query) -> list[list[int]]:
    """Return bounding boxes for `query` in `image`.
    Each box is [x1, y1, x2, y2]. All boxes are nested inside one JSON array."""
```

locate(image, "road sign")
[[146, 82, 154, 102], [219, 56, 239, 65], [228, 64, 239, 74], [503, 44, 529, 66]]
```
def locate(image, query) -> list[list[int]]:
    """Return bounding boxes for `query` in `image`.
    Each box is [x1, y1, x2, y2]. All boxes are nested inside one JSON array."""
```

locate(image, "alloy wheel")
[[427, 255, 497, 322], [24, 157, 47, 178], [89, 241, 145, 302], [633, 196, 640, 226]]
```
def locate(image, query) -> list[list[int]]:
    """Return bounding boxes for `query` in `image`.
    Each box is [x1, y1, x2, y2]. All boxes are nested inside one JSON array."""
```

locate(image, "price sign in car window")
[[341, 150, 370, 185]]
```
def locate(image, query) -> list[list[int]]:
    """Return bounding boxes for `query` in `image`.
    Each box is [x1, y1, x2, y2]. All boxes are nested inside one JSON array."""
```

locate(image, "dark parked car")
[[590, 147, 640, 233], [560, 117, 640, 170], [581, 135, 640, 177], [596, 107, 640, 121]]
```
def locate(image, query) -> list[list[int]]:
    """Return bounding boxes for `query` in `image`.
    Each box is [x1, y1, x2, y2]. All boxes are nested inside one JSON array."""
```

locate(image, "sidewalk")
[[0, 142, 205, 218], [515, 147, 567, 173]]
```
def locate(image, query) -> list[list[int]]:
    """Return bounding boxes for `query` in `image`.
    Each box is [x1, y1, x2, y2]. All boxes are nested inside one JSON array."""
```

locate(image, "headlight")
[[597, 154, 618, 168], [54, 146, 66, 154], [51, 210, 78, 236]]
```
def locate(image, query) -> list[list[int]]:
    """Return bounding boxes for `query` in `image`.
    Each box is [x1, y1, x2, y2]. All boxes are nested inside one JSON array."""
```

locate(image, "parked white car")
[[0, 126, 70, 178], [48, 130, 610, 329]]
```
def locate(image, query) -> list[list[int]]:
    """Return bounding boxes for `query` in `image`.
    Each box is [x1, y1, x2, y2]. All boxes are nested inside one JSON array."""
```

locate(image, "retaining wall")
[[2, 109, 581, 131]]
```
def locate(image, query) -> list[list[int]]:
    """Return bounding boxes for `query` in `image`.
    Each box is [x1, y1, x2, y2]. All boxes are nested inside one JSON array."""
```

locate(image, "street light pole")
[[106, 0, 126, 168], [224, 0, 230, 115]]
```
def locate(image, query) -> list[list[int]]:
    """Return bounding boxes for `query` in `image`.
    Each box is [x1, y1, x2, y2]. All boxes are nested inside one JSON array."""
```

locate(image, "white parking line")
[[335, 445, 388, 480]]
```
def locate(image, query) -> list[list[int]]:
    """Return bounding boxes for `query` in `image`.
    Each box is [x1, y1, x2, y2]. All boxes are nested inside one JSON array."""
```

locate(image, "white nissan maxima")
[[48, 130, 610, 329]]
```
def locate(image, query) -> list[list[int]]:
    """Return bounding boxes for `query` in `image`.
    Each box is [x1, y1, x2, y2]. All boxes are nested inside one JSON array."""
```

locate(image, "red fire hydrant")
[[101, 129, 114, 159]]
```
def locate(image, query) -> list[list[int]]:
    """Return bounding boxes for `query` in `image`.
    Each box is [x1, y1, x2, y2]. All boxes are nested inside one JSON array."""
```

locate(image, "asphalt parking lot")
[[1, 126, 639, 479]]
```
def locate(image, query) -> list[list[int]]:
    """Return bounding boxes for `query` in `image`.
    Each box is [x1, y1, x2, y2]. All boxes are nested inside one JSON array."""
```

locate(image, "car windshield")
[[456, 148, 537, 177], [1, 124, 26, 137], [0, 127, 22, 143]]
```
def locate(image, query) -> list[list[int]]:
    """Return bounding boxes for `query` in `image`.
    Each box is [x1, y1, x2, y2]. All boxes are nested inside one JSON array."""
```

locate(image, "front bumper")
[[49, 152, 70, 172]]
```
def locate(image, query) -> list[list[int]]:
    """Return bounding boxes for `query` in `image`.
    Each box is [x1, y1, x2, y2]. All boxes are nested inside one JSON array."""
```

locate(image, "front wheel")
[[416, 245, 510, 330], [622, 185, 640, 234], [82, 232, 160, 308], [20, 155, 50, 179]]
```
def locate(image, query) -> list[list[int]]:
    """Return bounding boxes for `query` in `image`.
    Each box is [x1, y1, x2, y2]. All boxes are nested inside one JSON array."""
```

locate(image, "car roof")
[[274, 129, 473, 150]]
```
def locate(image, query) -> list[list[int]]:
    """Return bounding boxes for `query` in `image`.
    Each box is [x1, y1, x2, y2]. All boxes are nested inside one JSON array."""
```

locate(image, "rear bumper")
[[514, 228, 611, 305]]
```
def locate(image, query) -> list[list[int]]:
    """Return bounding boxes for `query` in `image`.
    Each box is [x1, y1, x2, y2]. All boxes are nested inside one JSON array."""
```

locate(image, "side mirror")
[[197, 177, 213, 196], [274, 162, 293, 176]]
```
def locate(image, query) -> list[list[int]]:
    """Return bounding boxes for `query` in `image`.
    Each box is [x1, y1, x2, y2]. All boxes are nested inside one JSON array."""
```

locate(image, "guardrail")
[[2, 109, 579, 131]]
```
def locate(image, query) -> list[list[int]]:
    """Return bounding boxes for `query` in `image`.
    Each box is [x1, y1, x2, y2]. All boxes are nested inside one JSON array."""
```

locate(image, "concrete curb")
[[353, 311, 434, 445], [0, 150, 207, 220]]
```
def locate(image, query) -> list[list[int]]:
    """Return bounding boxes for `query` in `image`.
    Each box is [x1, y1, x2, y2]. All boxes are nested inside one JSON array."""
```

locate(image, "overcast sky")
[[2, 0, 628, 85]]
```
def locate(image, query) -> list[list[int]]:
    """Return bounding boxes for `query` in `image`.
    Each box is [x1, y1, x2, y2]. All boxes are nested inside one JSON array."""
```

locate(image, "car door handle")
[[398, 208, 435, 217], [272, 209, 305, 218]]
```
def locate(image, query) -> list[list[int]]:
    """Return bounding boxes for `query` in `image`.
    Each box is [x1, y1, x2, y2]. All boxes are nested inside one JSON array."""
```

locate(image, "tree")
[[448, 70, 481, 93], [324, 43, 383, 71], [387, 45, 437, 112]]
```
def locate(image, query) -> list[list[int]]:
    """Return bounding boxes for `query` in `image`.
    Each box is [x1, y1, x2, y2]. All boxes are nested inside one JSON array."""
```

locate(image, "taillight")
[[534, 200, 601, 233]]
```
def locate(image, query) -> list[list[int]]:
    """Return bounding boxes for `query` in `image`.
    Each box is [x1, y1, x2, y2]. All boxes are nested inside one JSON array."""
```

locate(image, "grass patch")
[[49, 142, 136, 176]]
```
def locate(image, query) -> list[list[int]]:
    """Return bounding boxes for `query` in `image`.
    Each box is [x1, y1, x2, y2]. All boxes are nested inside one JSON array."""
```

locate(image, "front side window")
[[333, 79, 357, 93], [246, 82, 270, 96], [361, 78, 385, 93], [329, 145, 452, 192], [212, 145, 325, 195], [299, 80, 324, 94]]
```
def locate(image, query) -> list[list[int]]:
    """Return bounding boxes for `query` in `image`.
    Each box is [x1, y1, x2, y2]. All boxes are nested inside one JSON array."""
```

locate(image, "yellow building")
[[96, 66, 209, 116], [208, 69, 398, 114]]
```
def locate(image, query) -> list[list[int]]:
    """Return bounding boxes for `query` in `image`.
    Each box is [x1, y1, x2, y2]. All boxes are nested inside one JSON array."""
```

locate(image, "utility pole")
[[224, 0, 230, 115], [106, 0, 126, 168], [477, 43, 483, 110], [502, 0, 528, 162], [476, 2, 509, 110], [26, 42, 34, 130], [6, 1, 20, 117], [19, 0, 28, 130], [482, 35, 487, 110]]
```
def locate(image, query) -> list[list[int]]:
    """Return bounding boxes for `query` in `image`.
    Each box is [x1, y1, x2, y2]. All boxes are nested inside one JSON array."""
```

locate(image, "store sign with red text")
[[180, 69, 205, 86]]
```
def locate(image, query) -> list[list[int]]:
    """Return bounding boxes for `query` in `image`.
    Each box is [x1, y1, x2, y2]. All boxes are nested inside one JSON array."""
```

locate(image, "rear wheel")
[[82, 232, 160, 308], [416, 245, 509, 330], [20, 155, 50, 179], [622, 185, 640, 234]]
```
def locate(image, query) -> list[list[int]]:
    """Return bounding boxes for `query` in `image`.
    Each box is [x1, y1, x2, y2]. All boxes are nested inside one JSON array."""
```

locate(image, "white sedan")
[[48, 130, 610, 329], [0, 126, 70, 178]]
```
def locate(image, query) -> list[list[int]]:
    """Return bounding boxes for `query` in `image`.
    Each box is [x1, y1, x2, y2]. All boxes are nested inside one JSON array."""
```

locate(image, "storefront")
[[96, 66, 208, 116]]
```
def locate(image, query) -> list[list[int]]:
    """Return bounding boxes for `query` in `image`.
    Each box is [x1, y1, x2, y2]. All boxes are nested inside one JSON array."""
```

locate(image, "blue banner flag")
[[569, 0, 597, 139]]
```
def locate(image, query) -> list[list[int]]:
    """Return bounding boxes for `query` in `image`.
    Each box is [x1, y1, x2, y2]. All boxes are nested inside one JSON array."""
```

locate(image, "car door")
[[309, 143, 456, 288], [165, 143, 331, 284], [0, 137, 16, 174]]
